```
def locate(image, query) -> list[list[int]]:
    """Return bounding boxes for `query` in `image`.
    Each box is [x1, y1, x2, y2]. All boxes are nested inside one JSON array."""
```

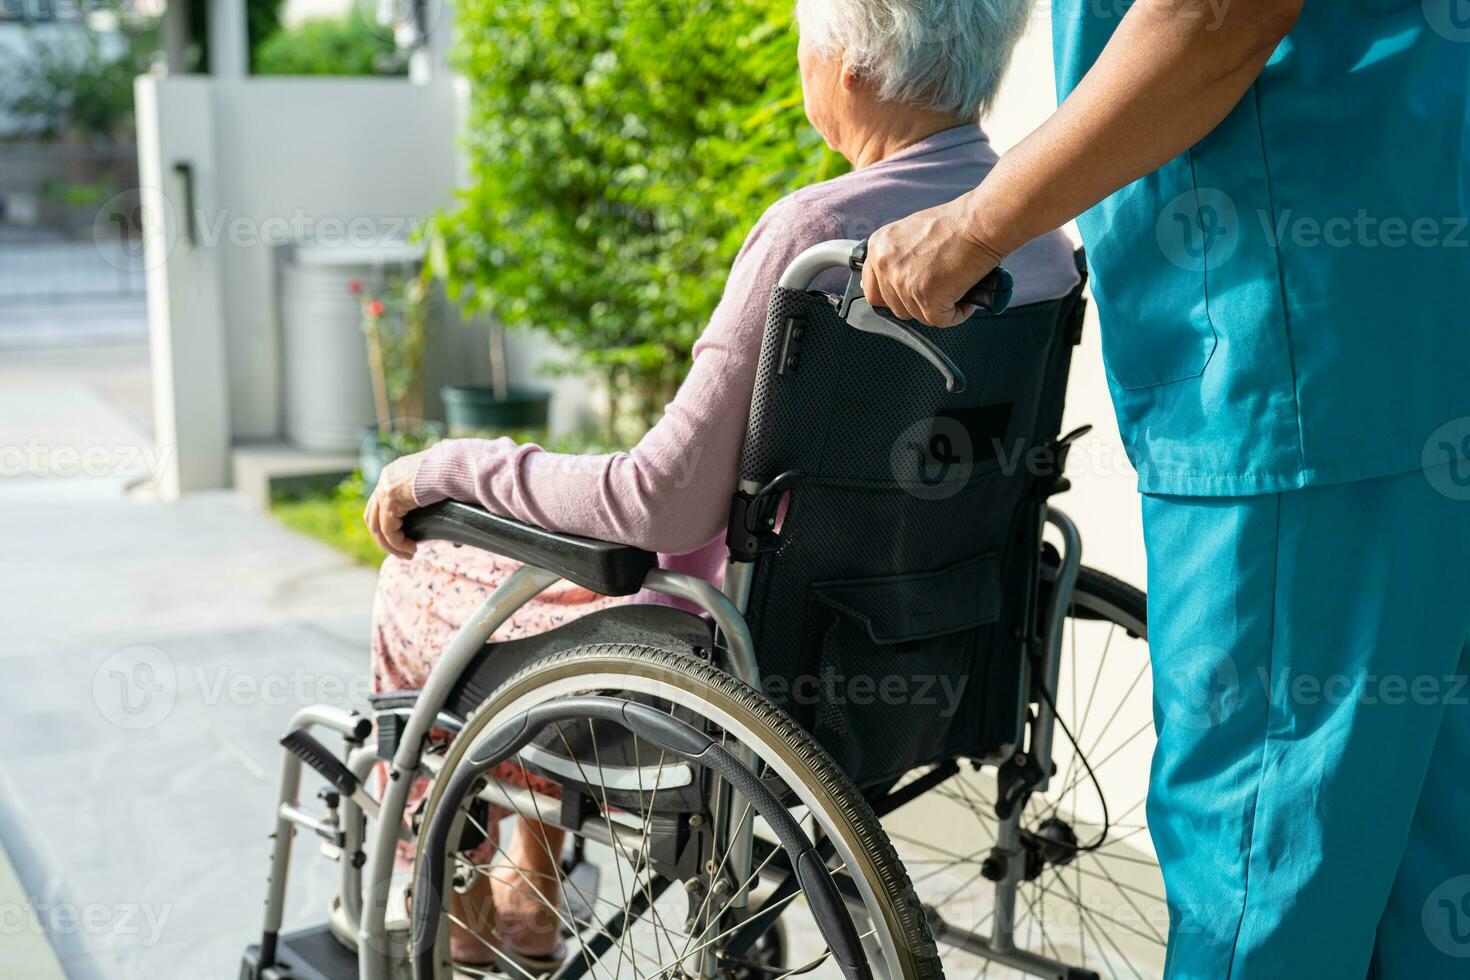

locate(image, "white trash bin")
[[279, 239, 423, 452]]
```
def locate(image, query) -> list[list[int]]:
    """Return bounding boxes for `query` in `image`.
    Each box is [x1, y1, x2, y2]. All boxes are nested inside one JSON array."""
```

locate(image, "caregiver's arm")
[[861, 0, 1302, 327]]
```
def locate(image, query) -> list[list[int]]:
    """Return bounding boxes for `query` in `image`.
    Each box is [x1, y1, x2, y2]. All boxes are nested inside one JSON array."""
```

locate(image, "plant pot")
[[359, 421, 446, 489], [440, 385, 552, 436]]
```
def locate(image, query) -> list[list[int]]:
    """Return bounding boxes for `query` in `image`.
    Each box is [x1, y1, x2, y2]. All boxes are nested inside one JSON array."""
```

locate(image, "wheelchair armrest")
[[402, 501, 659, 597]]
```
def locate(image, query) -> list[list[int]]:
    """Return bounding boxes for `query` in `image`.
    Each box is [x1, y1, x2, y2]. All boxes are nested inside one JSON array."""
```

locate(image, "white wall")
[[208, 77, 467, 439], [280, 0, 357, 27], [136, 74, 233, 496], [136, 73, 493, 492]]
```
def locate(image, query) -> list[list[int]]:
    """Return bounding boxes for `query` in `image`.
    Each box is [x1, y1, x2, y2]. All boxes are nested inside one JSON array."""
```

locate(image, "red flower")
[[348, 278, 364, 296], [366, 299, 385, 318]]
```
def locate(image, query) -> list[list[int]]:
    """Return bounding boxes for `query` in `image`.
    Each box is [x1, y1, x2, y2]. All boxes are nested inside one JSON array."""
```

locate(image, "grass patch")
[[270, 474, 383, 567]]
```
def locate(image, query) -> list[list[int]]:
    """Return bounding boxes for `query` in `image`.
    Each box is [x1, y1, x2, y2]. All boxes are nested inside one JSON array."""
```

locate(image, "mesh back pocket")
[[796, 554, 1003, 784]]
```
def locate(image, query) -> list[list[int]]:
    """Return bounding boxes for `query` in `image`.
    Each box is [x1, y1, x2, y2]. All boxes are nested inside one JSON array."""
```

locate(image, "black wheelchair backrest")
[[732, 259, 1087, 788]]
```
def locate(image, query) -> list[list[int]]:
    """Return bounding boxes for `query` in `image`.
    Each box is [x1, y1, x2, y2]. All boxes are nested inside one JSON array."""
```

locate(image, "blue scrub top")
[[1053, 1, 1470, 496]]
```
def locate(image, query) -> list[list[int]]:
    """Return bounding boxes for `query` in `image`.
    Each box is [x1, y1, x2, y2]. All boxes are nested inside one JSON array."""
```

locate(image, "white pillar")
[[135, 75, 233, 497], [208, 0, 249, 78], [409, 0, 454, 84], [161, 0, 191, 74]]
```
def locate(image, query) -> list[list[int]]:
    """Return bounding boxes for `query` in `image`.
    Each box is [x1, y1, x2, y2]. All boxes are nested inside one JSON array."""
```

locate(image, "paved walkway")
[[0, 344, 381, 978], [0, 844, 66, 979], [0, 492, 380, 979], [0, 297, 149, 351]]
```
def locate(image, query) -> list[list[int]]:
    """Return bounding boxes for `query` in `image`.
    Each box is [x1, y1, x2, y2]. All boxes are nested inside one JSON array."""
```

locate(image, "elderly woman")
[[364, 0, 1077, 966]]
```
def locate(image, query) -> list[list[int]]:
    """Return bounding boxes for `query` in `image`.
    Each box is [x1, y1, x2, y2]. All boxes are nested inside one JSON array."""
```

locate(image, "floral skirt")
[[371, 539, 623, 694], [371, 540, 624, 865]]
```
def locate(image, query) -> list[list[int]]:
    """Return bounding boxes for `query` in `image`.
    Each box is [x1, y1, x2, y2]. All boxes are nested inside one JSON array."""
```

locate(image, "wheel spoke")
[[621, 728, 684, 971], [445, 913, 548, 980], [458, 809, 611, 980], [1068, 863, 1167, 938], [1018, 886, 1065, 966], [681, 859, 852, 970], [1048, 616, 1120, 819], [878, 576, 1160, 979], [1055, 871, 1147, 980], [1044, 658, 1149, 825], [1045, 718, 1153, 809], [1045, 866, 1164, 951]]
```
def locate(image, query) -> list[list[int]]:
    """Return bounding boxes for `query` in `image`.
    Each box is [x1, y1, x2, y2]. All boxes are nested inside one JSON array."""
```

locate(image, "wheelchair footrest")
[[241, 924, 358, 980]]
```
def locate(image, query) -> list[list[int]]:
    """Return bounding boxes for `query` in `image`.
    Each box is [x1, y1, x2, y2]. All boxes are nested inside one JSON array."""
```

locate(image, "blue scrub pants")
[[1142, 462, 1470, 978]]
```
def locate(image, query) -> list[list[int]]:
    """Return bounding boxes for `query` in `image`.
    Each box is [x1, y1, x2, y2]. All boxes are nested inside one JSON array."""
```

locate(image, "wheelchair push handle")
[[778, 239, 1014, 395], [848, 238, 1015, 316]]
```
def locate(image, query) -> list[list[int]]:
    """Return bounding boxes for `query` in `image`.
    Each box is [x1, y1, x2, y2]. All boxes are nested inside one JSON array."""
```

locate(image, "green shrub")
[[254, 16, 401, 76], [43, 178, 117, 206], [0, 15, 158, 141], [181, 0, 284, 72], [425, 0, 845, 437]]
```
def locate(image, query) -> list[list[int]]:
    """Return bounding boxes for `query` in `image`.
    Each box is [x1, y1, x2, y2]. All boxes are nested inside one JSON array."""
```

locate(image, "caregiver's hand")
[[364, 452, 425, 561], [864, 0, 1301, 327], [861, 197, 1006, 328]]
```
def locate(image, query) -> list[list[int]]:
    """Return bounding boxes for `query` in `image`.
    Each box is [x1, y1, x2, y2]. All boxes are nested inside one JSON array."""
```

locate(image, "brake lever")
[[833, 256, 965, 393], [834, 240, 1015, 395], [834, 288, 968, 394]]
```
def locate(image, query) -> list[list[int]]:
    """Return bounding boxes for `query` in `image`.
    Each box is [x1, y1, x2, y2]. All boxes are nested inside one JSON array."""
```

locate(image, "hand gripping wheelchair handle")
[[849, 237, 1014, 315], [780, 239, 1013, 395]]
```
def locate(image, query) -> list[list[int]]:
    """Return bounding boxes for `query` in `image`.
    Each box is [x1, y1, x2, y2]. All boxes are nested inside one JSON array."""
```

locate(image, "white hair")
[[795, 0, 1033, 121]]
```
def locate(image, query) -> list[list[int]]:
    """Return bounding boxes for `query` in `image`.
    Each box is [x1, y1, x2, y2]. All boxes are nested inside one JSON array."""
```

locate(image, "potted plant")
[[355, 273, 443, 485], [438, 314, 553, 435], [420, 229, 552, 436]]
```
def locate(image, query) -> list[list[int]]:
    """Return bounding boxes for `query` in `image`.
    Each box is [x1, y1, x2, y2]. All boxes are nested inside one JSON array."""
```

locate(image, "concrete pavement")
[[0, 491, 380, 979], [0, 341, 381, 978], [0, 843, 67, 979]]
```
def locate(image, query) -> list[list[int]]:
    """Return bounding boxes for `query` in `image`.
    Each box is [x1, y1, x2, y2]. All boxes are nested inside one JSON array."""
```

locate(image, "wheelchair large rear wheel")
[[882, 566, 1163, 980], [411, 645, 943, 980]]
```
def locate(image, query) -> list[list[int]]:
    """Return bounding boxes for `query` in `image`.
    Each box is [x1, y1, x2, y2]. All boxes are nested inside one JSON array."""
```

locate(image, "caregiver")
[[861, 1, 1470, 977]]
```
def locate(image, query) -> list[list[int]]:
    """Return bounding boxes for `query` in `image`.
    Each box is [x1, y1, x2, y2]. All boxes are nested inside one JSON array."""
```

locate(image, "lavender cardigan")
[[413, 126, 1081, 599]]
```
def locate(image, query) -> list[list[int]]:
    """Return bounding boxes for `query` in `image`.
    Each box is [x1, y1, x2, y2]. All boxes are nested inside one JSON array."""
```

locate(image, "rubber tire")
[[1070, 566, 1147, 636], [413, 643, 944, 980]]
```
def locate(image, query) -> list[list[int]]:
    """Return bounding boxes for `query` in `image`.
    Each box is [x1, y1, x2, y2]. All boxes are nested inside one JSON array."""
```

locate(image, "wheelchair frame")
[[252, 241, 1091, 980]]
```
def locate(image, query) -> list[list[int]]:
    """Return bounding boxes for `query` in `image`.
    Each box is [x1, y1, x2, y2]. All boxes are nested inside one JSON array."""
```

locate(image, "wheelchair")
[[242, 241, 1163, 980]]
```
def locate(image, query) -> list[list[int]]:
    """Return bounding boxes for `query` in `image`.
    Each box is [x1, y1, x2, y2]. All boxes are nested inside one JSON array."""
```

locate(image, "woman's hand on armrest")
[[364, 451, 426, 560]]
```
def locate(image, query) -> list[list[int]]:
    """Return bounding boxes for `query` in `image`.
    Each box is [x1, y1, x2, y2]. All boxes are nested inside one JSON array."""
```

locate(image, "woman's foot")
[[490, 820, 568, 961], [449, 872, 499, 966]]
